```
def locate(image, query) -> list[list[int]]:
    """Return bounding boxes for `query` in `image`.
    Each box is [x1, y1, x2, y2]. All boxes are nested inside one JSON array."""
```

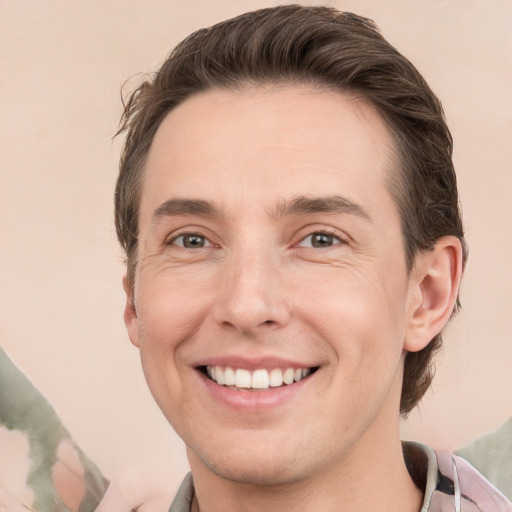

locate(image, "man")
[[105, 5, 510, 511]]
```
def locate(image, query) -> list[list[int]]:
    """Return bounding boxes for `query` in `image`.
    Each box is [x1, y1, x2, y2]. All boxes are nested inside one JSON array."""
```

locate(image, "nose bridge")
[[213, 240, 289, 333]]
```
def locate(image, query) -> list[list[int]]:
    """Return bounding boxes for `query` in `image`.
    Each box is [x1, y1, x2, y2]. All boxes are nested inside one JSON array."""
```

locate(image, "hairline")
[[125, 80, 417, 290]]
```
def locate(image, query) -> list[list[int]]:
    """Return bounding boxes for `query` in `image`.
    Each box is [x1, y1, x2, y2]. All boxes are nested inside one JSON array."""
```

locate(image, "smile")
[[203, 365, 317, 390]]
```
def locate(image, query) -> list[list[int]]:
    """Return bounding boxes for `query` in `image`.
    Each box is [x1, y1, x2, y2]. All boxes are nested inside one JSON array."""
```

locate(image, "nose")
[[212, 249, 291, 335]]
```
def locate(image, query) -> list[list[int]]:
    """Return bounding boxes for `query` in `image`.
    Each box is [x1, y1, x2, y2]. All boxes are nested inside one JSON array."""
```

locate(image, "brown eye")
[[171, 233, 211, 248], [311, 233, 334, 247], [298, 232, 342, 248]]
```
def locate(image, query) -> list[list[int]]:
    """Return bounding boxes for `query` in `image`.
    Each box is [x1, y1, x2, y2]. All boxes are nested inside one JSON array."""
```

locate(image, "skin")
[[122, 85, 462, 512]]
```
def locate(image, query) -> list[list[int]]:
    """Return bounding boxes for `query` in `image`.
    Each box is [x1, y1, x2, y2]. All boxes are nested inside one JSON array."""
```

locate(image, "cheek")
[[292, 266, 408, 362], [135, 264, 216, 350]]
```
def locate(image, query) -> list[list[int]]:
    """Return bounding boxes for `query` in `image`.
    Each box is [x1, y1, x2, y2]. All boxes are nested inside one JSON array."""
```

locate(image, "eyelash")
[[166, 228, 346, 250], [295, 229, 346, 249], [167, 232, 214, 249]]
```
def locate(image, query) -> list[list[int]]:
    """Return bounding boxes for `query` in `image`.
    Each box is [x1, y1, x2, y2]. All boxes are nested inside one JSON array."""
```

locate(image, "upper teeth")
[[206, 366, 311, 389]]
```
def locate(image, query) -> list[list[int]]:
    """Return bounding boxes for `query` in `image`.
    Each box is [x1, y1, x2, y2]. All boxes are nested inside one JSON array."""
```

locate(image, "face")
[[125, 86, 419, 486]]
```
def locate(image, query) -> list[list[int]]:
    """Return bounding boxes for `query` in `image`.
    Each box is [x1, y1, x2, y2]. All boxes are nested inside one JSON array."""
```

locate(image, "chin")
[[189, 441, 318, 487], [209, 460, 307, 487]]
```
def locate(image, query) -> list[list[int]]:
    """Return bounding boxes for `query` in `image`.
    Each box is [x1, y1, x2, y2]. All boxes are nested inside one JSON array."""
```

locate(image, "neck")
[[188, 428, 422, 512]]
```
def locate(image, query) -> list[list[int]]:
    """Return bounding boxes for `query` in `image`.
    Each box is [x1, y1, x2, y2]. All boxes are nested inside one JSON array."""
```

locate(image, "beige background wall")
[[1, 0, 511, 490]]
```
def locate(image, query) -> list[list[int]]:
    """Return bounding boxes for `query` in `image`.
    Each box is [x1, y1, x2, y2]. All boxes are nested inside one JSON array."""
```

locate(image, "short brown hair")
[[115, 5, 467, 415]]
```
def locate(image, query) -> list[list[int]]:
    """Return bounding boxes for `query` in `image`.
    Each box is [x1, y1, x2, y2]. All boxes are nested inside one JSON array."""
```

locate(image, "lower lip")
[[197, 369, 314, 412]]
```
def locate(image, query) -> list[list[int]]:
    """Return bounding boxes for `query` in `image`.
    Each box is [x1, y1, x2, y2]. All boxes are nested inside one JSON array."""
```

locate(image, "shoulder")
[[403, 441, 512, 512]]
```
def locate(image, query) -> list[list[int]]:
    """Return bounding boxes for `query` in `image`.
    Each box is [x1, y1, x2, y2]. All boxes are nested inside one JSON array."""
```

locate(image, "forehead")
[[140, 85, 397, 226]]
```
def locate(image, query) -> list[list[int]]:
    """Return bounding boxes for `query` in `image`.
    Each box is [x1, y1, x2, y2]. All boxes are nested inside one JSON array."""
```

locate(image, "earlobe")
[[404, 236, 464, 353], [122, 275, 140, 348]]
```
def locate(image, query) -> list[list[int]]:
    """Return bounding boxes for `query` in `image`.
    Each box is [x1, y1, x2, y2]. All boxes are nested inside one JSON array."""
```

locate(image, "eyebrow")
[[272, 195, 371, 220], [151, 198, 221, 224], [151, 194, 371, 225]]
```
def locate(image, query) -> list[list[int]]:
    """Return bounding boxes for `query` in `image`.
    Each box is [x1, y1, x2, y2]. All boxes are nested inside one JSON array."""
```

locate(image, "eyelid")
[[294, 226, 348, 248], [165, 229, 217, 248]]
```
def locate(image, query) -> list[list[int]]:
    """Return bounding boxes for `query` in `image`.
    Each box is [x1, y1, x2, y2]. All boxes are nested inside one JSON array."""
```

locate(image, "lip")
[[195, 362, 318, 413], [194, 355, 314, 370]]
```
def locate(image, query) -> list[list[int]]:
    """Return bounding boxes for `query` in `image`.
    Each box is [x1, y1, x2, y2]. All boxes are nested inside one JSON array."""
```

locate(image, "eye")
[[169, 233, 212, 249], [297, 232, 343, 248]]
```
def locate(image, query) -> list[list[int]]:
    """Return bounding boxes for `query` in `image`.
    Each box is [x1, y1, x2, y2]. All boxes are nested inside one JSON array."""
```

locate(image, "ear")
[[404, 236, 464, 353], [123, 275, 140, 348]]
